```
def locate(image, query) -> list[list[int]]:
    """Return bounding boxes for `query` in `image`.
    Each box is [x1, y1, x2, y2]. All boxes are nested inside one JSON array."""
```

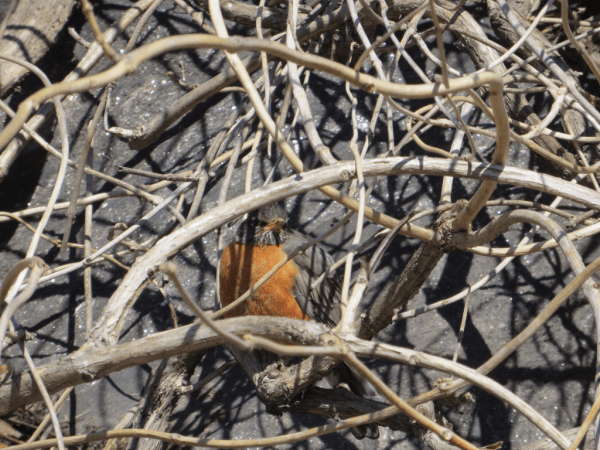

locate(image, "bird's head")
[[236, 204, 289, 246]]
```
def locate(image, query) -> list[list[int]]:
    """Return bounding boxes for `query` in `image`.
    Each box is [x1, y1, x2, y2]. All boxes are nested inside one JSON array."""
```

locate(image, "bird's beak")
[[265, 219, 284, 232]]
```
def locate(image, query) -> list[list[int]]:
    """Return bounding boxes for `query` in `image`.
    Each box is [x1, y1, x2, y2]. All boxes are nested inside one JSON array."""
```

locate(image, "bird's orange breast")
[[219, 242, 308, 320]]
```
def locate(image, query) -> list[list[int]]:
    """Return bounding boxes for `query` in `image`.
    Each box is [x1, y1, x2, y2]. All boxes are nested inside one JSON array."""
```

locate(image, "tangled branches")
[[1, 0, 600, 448]]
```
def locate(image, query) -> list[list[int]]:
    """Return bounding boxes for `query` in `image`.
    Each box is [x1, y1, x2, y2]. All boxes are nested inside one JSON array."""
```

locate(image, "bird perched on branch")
[[219, 203, 379, 440]]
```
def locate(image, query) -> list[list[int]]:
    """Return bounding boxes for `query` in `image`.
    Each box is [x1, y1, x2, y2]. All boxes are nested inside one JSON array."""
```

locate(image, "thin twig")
[[559, 0, 600, 86], [27, 388, 73, 443], [80, 0, 122, 63], [159, 262, 251, 350], [118, 166, 197, 182], [0, 258, 46, 356], [18, 342, 66, 450], [452, 284, 472, 363], [61, 89, 107, 252]]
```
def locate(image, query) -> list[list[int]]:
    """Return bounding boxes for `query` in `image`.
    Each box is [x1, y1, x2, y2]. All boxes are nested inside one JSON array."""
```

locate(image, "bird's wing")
[[285, 229, 342, 328]]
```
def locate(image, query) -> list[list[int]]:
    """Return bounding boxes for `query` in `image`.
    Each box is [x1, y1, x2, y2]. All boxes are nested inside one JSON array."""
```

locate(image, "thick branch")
[[128, 55, 261, 150], [122, 351, 207, 450], [0, 317, 328, 416], [194, 0, 304, 31], [361, 241, 444, 340]]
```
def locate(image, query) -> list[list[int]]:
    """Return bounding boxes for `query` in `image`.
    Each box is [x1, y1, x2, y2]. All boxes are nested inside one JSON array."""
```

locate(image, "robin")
[[219, 203, 379, 440]]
